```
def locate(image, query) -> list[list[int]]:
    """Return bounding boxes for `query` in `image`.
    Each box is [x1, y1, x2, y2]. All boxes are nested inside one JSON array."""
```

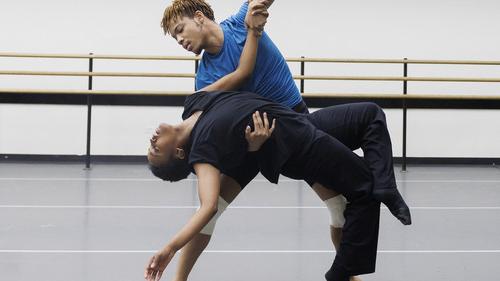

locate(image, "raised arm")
[[144, 163, 221, 281], [199, 1, 269, 92]]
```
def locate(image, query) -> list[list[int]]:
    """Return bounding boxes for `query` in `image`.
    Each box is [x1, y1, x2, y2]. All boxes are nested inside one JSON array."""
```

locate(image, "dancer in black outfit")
[[146, 91, 382, 281]]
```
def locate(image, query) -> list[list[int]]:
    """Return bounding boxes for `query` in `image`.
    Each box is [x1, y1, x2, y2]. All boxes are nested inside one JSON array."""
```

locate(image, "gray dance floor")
[[1, 162, 499, 281]]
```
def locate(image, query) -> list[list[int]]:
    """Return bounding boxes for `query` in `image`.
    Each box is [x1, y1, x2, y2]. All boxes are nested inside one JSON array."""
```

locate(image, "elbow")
[[209, 205, 218, 216], [240, 71, 252, 82], [235, 70, 252, 85], [200, 204, 218, 217]]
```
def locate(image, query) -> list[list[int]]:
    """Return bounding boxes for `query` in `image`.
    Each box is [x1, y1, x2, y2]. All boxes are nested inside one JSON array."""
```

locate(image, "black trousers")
[[232, 101, 397, 193], [305, 102, 393, 279], [282, 131, 380, 280], [228, 102, 389, 279], [307, 102, 397, 193]]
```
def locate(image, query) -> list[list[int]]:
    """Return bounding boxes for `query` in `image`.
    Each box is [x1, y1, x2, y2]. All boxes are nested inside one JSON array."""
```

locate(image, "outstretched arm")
[[144, 163, 220, 281], [199, 1, 269, 92], [168, 112, 276, 281], [172, 175, 242, 281]]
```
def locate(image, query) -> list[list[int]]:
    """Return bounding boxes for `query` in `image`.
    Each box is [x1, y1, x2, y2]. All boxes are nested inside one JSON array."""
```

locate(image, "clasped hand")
[[245, 0, 272, 36], [245, 111, 276, 152]]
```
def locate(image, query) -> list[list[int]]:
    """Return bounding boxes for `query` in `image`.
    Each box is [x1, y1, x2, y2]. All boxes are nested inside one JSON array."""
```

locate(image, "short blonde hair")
[[161, 0, 215, 35]]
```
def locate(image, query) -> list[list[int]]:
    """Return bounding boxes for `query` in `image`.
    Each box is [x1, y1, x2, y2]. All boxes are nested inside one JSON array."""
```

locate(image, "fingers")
[[154, 270, 164, 281], [245, 125, 252, 138], [150, 255, 156, 268], [252, 9, 269, 16], [252, 111, 264, 131], [248, 111, 274, 137], [263, 112, 269, 129], [269, 118, 276, 134], [252, 112, 259, 131], [251, 111, 274, 134], [145, 256, 154, 279], [250, 2, 266, 10], [255, 111, 264, 129], [261, 0, 272, 6]]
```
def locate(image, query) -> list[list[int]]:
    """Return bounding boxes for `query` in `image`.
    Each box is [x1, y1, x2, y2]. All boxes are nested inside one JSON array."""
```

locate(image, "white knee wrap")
[[324, 195, 347, 228], [199, 196, 229, 235]]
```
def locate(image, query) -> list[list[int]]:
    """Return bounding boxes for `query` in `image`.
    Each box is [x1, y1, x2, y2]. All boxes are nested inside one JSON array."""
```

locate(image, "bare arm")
[[172, 175, 242, 281], [199, 1, 269, 92], [199, 29, 261, 92], [145, 163, 220, 281], [169, 163, 220, 249]]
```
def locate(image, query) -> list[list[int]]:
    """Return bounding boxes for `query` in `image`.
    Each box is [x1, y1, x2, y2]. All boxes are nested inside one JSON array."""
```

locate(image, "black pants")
[[291, 102, 392, 280], [305, 102, 395, 280], [233, 101, 397, 193], [282, 132, 380, 280], [229, 102, 389, 279], [307, 102, 397, 193]]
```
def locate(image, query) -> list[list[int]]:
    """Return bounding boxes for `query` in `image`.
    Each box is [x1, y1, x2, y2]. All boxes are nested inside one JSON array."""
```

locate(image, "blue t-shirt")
[[195, 2, 302, 108]]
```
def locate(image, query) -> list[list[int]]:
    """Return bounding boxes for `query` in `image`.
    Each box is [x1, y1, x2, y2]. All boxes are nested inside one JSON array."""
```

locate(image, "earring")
[[176, 148, 185, 159]]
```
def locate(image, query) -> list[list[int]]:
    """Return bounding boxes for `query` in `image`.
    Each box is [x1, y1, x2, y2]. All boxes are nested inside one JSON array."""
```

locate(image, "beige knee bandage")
[[324, 195, 347, 228], [199, 196, 229, 235]]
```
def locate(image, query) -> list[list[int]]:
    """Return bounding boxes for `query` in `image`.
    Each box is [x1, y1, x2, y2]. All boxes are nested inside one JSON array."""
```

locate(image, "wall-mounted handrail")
[[1, 88, 499, 100], [2, 51, 500, 169], [2, 52, 500, 65], [1, 70, 499, 83]]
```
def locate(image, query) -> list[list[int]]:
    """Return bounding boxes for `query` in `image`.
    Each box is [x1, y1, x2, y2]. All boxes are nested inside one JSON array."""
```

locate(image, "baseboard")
[[1, 154, 499, 166], [0, 154, 147, 164], [393, 157, 499, 165]]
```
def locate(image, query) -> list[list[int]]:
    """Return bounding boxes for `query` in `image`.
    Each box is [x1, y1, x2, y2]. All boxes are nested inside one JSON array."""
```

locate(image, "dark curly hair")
[[149, 155, 192, 182]]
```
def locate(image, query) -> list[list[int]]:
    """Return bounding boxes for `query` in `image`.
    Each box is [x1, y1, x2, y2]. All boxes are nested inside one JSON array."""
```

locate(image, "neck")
[[203, 22, 224, 55], [176, 111, 202, 146]]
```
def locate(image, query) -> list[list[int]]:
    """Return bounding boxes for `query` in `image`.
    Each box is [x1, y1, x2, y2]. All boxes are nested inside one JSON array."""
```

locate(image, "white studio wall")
[[1, 0, 499, 157]]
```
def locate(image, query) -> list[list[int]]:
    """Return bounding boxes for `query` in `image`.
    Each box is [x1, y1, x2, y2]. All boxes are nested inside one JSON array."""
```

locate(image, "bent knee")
[[312, 182, 341, 201], [362, 102, 384, 119]]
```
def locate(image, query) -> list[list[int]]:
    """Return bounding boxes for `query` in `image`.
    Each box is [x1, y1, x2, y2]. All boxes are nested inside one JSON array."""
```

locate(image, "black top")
[[182, 91, 319, 183]]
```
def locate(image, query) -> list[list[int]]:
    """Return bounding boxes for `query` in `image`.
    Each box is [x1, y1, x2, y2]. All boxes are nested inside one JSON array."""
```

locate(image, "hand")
[[245, 111, 276, 152], [249, 0, 274, 9], [144, 246, 176, 281], [245, 1, 269, 36]]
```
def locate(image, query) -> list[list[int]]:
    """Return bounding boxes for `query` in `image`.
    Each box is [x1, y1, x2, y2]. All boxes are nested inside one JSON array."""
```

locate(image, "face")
[[147, 123, 178, 166], [168, 15, 206, 55]]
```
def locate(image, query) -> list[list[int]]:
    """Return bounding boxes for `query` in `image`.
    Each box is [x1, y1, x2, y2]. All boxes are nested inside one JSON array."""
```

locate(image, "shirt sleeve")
[[195, 72, 210, 91], [188, 141, 222, 170], [226, 1, 248, 27]]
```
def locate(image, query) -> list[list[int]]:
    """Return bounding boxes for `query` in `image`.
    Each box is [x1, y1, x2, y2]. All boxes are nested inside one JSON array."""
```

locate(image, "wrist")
[[164, 243, 178, 253], [247, 143, 262, 152], [247, 27, 262, 37]]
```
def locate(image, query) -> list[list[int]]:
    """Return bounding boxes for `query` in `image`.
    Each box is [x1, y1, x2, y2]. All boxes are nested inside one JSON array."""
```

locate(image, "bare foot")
[[350, 276, 362, 281]]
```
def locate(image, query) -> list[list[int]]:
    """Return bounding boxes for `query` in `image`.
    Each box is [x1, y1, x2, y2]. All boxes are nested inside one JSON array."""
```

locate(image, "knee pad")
[[199, 196, 229, 235], [324, 195, 347, 228]]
